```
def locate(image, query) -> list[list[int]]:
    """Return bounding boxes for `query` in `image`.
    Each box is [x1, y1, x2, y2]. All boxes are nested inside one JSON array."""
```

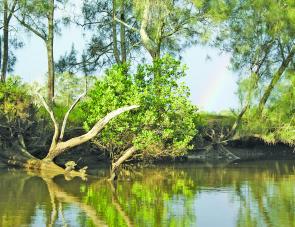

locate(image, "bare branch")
[[36, 92, 59, 151], [59, 92, 86, 141], [112, 146, 137, 169], [45, 105, 139, 160], [114, 16, 139, 32], [109, 146, 137, 181]]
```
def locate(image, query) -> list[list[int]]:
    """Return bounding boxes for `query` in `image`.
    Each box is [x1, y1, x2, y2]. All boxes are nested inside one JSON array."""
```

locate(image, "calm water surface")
[[0, 160, 294, 227]]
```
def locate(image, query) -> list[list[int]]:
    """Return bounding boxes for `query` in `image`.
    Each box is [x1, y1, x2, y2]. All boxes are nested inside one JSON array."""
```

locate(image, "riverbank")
[[187, 137, 295, 163], [1, 134, 294, 172], [50, 136, 295, 171]]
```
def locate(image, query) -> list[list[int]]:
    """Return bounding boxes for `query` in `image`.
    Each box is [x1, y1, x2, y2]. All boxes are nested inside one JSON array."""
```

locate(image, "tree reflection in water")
[[0, 161, 294, 227]]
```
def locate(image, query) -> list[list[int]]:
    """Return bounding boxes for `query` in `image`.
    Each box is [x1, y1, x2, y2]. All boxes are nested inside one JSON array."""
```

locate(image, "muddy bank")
[[188, 137, 295, 162], [1, 136, 294, 172]]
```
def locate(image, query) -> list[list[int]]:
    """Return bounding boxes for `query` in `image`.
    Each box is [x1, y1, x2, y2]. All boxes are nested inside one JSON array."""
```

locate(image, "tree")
[[209, 0, 295, 136], [82, 55, 199, 180], [55, 0, 140, 75], [58, 0, 207, 75], [81, 0, 141, 69], [15, 0, 63, 102], [0, 0, 20, 82], [116, 0, 208, 60], [0, 75, 138, 176], [237, 70, 295, 145]]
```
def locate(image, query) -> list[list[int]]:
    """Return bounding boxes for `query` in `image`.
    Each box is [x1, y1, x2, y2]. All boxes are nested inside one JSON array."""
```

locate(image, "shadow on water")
[[0, 160, 294, 226]]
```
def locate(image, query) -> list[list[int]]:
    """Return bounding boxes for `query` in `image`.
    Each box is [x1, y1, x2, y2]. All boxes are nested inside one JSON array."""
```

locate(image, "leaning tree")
[[0, 78, 138, 177]]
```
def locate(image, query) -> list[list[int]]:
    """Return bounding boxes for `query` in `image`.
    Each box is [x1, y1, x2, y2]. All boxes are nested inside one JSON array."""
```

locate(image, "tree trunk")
[[120, 0, 127, 63], [47, 0, 55, 102], [140, 2, 158, 60], [1, 89, 139, 176], [0, 136, 81, 177], [112, 0, 121, 64], [43, 105, 139, 161], [227, 41, 274, 138], [109, 146, 137, 181], [257, 45, 295, 115], [1, 0, 8, 83]]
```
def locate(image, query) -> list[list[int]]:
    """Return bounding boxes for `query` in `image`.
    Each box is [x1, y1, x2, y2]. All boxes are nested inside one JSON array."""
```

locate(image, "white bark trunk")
[[45, 105, 139, 160]]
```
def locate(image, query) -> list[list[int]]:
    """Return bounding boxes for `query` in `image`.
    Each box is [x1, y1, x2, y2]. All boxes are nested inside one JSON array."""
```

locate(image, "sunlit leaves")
[[82, 55, 199, 158]]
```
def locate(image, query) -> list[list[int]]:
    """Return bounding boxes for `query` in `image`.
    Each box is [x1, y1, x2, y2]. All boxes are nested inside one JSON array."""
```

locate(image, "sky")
[[13, 2, 239, 113]]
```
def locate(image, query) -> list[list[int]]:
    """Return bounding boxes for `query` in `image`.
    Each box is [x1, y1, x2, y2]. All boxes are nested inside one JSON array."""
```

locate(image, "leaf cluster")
[[82, 55, 199, 159]]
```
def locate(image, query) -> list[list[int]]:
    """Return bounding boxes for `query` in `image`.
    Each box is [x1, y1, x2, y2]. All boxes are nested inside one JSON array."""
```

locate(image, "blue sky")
[[13, 4, 239, 112]]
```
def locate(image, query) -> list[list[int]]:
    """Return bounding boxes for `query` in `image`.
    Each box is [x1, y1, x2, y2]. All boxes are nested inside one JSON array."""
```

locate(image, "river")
[[0, 160, 294, 226]]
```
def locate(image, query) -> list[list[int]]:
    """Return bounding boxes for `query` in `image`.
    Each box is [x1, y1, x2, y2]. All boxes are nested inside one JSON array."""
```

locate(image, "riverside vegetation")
[[0, 0, 294, 181]]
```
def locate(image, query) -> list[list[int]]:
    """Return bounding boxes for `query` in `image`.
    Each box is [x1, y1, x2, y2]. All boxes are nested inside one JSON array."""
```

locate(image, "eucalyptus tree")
[[14, 0, 66, 102], [121, 0, 208, 60], [205, 0, 295, 136], [0, 0, 19, 82], [67, 0, 207, 73]]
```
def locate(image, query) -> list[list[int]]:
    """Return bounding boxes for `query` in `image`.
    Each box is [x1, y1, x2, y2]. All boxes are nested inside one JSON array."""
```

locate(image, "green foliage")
[[80, 0, 141, 69], [82, 55, 199, 158], [204, 0, 295, 145], [0, 76, 39, 146], [238, 71, 295, 145], [213, 0, 294, 76], [0, 76, 33, 122]]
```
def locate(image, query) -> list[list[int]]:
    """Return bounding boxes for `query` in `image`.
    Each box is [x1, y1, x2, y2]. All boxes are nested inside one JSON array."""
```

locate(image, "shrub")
[[82, 55, 200, 159]]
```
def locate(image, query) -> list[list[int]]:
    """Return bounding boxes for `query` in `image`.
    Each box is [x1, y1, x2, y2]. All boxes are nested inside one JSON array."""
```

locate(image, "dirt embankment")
[[188, 136, 295, 162]]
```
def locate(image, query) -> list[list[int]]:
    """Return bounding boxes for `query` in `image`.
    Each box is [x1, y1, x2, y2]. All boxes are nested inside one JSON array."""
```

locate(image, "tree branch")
[[139, 3, 158, 58], [45, 105, 139, 159], [112, 146, 137, 169], [114, 16, 139, 32], [59, 92, 86, 141], [257, 45, 295, 115], [7, 0, 18, 23], [36, 92, 59, 151], [14, 15, 47, 41], [109, 146, 137, 181]]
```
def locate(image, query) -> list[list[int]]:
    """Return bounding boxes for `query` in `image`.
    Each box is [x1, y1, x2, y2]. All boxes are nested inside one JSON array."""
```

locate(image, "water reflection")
[[0, 161, 294, 227]]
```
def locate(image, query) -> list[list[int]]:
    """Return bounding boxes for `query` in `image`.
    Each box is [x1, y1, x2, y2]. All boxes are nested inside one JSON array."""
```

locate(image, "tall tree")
[[120, 0, 208, 60], [58, 0, 207, 74], [208, 0, 295, 135], [82, 0, 140, 67], [0, 0, 18, 82], [15, 0, 65, 102], [55, 0, 139, 74]]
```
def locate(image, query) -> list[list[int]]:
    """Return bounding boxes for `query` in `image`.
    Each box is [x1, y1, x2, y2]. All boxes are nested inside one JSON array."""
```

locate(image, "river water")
[[0, 160, 294, 227]]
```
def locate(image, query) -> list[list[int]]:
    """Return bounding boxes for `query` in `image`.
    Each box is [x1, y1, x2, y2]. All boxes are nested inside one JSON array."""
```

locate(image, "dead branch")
[[59, 92, 86, 141]]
